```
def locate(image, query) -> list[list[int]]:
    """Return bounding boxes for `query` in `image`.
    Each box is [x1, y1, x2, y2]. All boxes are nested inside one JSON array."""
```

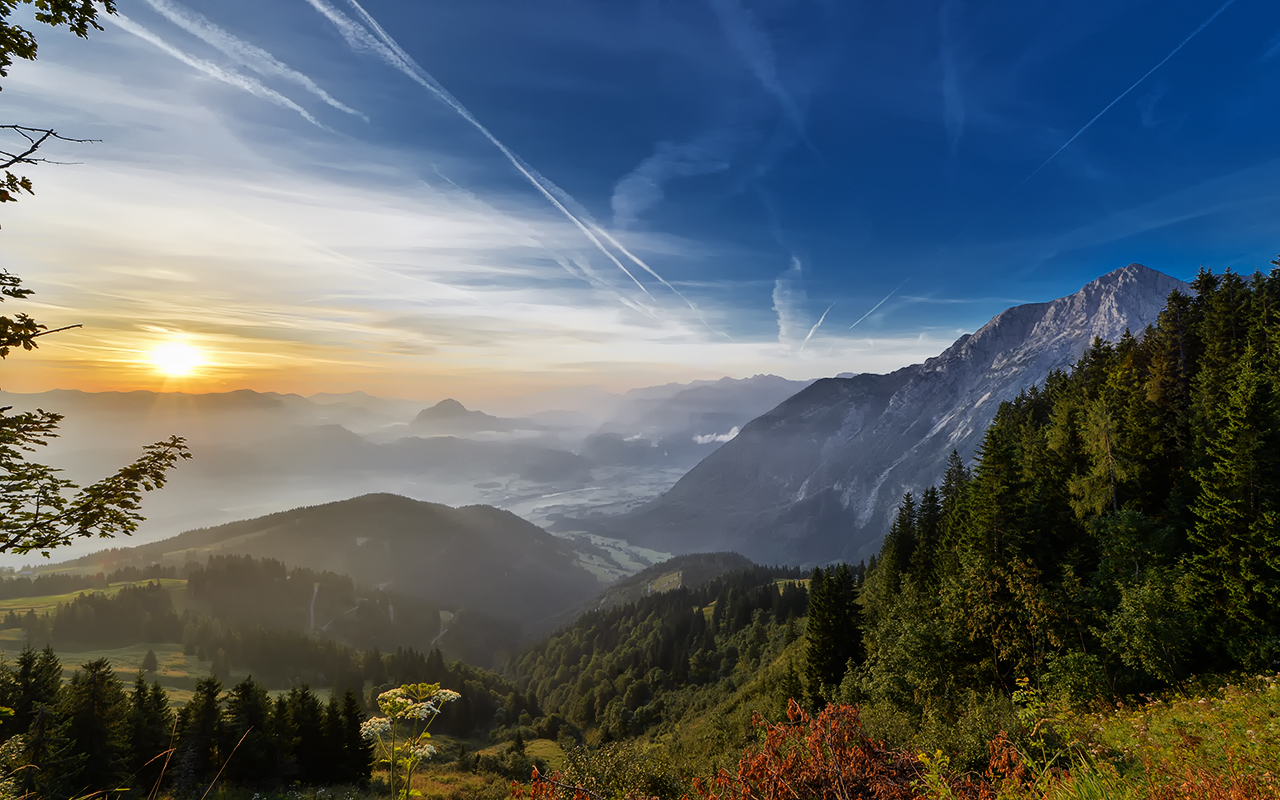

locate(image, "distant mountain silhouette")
[[409, 399, 542, 433]]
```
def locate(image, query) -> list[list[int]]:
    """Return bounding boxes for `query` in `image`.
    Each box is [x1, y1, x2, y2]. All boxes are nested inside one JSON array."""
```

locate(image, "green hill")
[[62, 494, 603, 625]]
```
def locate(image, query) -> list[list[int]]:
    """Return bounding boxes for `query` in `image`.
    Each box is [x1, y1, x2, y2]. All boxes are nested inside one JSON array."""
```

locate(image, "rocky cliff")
[[587, 263, 1188, 564]]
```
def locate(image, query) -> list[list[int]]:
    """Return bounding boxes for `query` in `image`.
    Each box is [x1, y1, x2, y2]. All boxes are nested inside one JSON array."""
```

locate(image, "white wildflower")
[[360, 717, 391, 740], [409, 741, 436, 759]]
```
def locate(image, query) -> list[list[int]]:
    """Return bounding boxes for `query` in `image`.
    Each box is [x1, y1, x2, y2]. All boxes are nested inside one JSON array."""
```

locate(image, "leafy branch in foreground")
[[0, 268, 190, 557]]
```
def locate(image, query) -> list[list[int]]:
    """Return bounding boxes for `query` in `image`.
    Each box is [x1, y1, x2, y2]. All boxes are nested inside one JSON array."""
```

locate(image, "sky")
[[3, 0, 1280, 404]]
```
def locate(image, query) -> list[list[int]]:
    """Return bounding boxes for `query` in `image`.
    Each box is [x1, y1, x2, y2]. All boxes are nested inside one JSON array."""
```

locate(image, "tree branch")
[[0, 125, 98, 171]]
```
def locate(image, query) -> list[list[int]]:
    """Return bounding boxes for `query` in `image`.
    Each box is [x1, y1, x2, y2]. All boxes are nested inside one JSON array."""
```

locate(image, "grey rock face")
[[597, 263, 1188, 565]]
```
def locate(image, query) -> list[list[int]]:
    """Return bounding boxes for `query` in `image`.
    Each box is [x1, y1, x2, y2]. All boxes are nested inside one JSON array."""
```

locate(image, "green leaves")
[[0, 430, 190, 556], [0, 0, 116, 80]]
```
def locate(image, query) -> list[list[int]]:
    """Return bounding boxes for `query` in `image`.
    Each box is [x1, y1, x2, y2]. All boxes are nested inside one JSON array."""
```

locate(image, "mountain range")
[[575, 263, 1189, 564]]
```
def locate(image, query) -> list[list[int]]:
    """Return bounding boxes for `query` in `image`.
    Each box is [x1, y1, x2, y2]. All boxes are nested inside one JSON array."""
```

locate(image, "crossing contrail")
[[142, 0, 364, 118], [109, 14, 325, 128], [305, 0, 720, 328], [1013, 0, 1236, 192]]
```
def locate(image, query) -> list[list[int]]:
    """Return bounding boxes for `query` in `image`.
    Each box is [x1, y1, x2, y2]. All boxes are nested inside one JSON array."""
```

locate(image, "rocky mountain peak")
[[589, 264, 1189, 565]]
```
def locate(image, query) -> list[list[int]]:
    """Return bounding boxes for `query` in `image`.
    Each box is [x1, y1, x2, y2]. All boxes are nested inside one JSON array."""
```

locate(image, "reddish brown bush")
[[687, 700, 993, 800]]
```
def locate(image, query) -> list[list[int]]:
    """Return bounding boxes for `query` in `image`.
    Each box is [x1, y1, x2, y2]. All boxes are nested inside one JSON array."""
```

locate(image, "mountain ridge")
[[580, 263, 1189, 564]]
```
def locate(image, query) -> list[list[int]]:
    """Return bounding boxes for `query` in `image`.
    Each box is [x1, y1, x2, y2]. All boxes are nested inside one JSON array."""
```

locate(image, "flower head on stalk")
[[361, 682, 460, 800]]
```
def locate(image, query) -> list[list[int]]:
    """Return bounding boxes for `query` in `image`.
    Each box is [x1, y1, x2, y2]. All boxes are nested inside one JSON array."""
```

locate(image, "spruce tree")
[[8, 645, 61, 736], [61, 658, 129, 794], [827, 563, 862, 677], [174, 677, 223, 793], [339, 688, 373, 785], [322, 693, 345, 785], [803, 567, 830, 707], [287, 685, 327, 784], [127, 673, 175, 794], [18, 701, 84, 799], [1189, 345, 1280, 658], [913, 486, 942, 588], [223, 676, 275, 785]]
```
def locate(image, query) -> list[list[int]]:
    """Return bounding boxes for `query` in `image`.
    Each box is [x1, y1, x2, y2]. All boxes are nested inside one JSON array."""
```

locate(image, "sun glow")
[[148, 342, 205, 377]]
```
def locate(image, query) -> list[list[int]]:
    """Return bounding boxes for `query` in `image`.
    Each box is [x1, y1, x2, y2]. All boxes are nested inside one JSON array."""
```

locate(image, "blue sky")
[[3, 0, 1280, 402]]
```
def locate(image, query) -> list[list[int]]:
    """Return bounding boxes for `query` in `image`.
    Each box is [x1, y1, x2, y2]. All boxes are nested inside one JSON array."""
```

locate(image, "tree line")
[[791, 264, 1280, 764], [0, 646, 371, 798]]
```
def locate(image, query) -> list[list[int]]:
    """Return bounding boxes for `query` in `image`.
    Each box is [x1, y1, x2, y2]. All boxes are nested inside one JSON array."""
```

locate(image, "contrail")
[[109, 14, 326, 128], [849, 279, 908, 330], [707, 0, 819, 157], [1014, 0, 1236, 192], [307, 0, 713, 324], [142, 0, 364, 119], [801, 303, 834, 350]]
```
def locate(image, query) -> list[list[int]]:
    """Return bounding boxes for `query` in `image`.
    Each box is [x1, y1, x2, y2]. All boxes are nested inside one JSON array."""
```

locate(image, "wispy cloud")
[[140, 0, 364, 120], [1013, 0, 1236, 191], [849, 279, 908, 330], [301, 0, 715, 328], [107, 13, 326, 129], [706, 0, 818, 155], [772, 256, 808, 344], [1262, 31, 1280, 62], [938, 0, 964, 163], [612, 130, 738, 228]]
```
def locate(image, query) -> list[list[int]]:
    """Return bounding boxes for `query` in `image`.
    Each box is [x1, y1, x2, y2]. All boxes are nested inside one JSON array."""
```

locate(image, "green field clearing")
[[0, 578, 188, 614], [0, 640, 319, 706]]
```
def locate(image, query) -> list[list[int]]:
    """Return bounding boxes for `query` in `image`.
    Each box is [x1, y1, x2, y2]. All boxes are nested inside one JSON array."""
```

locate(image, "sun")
[[148, 342, 205, 377]]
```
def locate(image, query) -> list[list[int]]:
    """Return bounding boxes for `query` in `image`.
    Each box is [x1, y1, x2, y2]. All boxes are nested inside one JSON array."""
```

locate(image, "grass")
[[1013, 675, 1280, 799], [0, 640, 301, 705], [0, 577, 187, 614]]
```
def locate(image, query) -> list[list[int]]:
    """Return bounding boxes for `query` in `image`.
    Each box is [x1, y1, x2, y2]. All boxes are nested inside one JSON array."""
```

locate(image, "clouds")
[[107, 13, 327, 128], [139, 0, 364, 120], [611, 130, 738, 228], [6, 0, 1280, 401], [694, 426, 739, 444], [1262, 31, 1280, 62], [706, 0, 816, 154], [938, 0, 964, 162], [301, 0, 712, 328], [772, 257, 808, 345]]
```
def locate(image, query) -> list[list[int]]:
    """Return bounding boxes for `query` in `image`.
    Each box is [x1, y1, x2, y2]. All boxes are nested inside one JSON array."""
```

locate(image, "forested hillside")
[[844, 266, 1280, 754]]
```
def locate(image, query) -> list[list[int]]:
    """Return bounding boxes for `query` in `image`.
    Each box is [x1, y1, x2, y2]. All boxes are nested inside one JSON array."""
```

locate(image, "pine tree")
[[127, 673, 175, 794], [223, 676, 275, 785], [174, 677, 224, 793], [827, 563, 862, 676], [11, 646, 63, 736], [1188, 345, 1280, 657], [912, 486, 942, 588], [339, 688, 373, 785], [141, 648, 158, 674], [803, 567, 830, 707], [61, 658, 129, 794], [287, 685, 327, 784], [18, 700, 84, 799]]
